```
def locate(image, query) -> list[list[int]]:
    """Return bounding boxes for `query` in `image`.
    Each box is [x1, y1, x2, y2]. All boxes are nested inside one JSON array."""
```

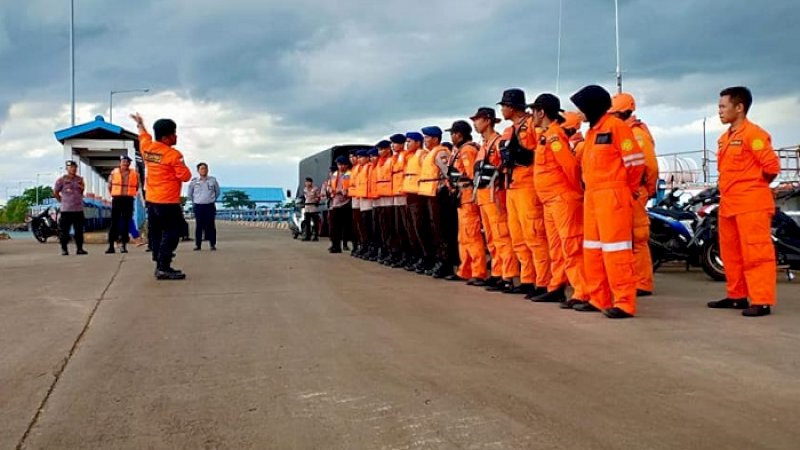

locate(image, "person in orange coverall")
[[610, 92, 659, 296], [445, 120, 487, 284], [707, 86, 780, 317], [529, 94, 588, 308], [130, 113, 192, 280], [569, 86, 644, 319], [497, 89, 550, 297], [470, 107, 519, 291]]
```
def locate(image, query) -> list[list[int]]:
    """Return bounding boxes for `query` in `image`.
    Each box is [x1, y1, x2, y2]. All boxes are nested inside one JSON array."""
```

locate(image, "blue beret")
[[355, 150, 368, 157], [367, 147, 379, 157], [389, 133, 407, 144], [405, 131, 423, 142], [335, 155, 350, 165], [421, 126, 443, 138], [376, 140, 391, 149]]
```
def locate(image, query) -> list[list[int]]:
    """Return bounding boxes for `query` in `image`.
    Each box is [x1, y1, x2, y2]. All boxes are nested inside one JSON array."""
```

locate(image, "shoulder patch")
[[730, 140, 743, 146], [595, 133, 612, 145], [621, 139, 635, 153], [752, 138, 765, 151], [551, 141, 563, 152]]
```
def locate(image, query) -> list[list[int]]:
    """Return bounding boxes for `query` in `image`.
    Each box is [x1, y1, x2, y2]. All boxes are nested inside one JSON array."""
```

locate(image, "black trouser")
[[108, 196, 134, 246], [406, 194, 433, 258], [329, 203, 352, 250], [147, 203, 183, 270], [352, 207, 362, 248], [408, 194, 432, 259], [400, 203, 419, 259], [302, 211, 320, 239], [394, 205, 411, 258], [194, 203, 217, 248], [380, 205, 399, 257], [423, 189, 458, 264], [59, 211, 85, 251], [360, 208, 374, 248]]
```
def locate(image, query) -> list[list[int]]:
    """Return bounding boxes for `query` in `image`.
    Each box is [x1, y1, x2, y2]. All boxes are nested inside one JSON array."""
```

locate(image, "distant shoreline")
[[0, 223, 28, 232]]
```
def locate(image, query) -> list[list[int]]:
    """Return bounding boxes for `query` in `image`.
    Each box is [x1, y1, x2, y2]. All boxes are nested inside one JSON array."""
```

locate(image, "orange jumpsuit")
[[504, 117, 550, 287], [718, 118, 780, 306], [582, 114, 645, 314], [535, 123, 588, 299], [626, 117, 659, 293], [476, 132, 519, 280], [452, 141, 487, 280]]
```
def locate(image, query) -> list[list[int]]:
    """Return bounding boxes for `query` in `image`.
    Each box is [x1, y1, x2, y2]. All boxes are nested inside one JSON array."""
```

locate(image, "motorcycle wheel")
[[701, 239, 726, 281], [32, 223, 48, 243]]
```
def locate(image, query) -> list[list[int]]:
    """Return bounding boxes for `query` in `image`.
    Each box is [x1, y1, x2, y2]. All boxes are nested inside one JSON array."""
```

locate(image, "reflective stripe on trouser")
[[633, 192, 654, 292], [719, 210, 776, 306], [457, 202, 488, 280], [583, 188, 637, 314], [506, 187, 550, 286], [543, 193, 588, 298], [479, 193, 519, 279]]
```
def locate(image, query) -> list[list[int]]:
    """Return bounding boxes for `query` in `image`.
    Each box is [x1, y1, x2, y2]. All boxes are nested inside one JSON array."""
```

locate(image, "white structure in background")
[[657, 154, 701, 186], [53, 115, 141, 201]]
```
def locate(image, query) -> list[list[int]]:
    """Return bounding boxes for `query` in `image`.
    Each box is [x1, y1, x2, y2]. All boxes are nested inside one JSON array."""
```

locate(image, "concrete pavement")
[[1, 223, 799, 449]]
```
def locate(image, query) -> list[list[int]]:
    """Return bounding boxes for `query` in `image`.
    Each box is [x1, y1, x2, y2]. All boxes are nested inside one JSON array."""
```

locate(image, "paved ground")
[[1, 222, 799, 450]]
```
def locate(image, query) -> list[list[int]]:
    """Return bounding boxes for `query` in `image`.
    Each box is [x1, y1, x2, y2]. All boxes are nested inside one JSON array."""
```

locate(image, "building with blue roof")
[[213, 187, 286, 209]]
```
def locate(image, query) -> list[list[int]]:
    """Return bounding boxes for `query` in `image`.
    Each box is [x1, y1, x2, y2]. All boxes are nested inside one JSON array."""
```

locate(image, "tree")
[[221, 190, 255, 209], [20, 185, 54, 206]]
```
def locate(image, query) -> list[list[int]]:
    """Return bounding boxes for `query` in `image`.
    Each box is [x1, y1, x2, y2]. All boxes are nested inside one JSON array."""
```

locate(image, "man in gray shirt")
[[302, 177, 322, 241], [187, 162, 220, 251], [53, 160, 88, 255]]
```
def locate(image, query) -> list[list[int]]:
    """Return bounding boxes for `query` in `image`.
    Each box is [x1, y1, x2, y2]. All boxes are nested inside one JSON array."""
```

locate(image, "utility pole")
[[702, 117, 709, 183], [614, 0, 622, 93], [556, 0, 563, 95], [70, 0, 76, 126]]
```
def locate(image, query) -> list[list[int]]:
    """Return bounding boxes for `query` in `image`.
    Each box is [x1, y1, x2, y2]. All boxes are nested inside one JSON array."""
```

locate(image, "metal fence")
[[213, 208, 293, 223]]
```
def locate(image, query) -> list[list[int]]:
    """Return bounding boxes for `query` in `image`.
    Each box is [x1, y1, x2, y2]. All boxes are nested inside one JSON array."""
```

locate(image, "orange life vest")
[[417, 145, 450, 197], [402, 149, 425, 194], [376, 156, 394, 197], [109, 168, 139, 197]]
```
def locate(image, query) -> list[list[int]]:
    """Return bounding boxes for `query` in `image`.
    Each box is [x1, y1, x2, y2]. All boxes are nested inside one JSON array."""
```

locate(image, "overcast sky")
[[1, 0, 799, 202]]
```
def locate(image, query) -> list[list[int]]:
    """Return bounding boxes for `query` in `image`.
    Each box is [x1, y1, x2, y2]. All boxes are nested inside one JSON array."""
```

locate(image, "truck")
[[293, 144, 372, 237]]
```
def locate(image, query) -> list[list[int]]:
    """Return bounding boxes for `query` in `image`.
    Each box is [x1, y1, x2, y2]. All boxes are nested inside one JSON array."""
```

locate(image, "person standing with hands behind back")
[[708, 87, 780, 317], [130, 113, 192, 280], [188, 162, 220, 251], [54, 160, 88, 256]]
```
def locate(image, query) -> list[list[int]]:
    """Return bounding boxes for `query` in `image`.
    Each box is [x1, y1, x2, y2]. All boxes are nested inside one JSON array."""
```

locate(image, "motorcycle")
[[648, 187, 718, 272], [30, 207, 61, 243], [699, 185, 800, 282], [289, 196, 305, 239]]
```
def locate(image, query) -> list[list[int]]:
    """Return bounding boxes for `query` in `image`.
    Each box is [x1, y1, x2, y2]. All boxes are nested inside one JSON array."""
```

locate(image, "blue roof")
[[218, 187, 285, 203], [54, 115, 134, 143]]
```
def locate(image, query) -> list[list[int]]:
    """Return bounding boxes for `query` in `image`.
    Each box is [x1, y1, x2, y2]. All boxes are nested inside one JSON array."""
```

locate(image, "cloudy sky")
[[1, 0, 798, 202]]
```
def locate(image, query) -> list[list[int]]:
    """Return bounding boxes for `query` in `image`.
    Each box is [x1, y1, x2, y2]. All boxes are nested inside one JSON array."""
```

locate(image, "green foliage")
[[221, 190, 255, 209], [0, 186, 55, 223]]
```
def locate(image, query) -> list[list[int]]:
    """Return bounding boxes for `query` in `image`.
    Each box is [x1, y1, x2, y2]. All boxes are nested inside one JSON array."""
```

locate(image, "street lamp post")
[[109, 88, 149, 123], [70, 0, 75, 126]]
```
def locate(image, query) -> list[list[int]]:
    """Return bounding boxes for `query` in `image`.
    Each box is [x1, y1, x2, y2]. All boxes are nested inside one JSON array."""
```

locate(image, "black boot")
[[742, 305, 771, 317], [531, 286, 567, 303], [707, 298, 749, 309], [603, 307, 634, 319], [573, 302, 601, 313], [105, 245, 115, 254], [524, 286, 547, 300], [120, 244, 128, 254], [503, 282, 531, 295]]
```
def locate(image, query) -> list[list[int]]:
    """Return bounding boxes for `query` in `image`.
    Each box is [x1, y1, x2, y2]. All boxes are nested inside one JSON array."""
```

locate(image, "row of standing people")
[[323, 85, 780, 318]]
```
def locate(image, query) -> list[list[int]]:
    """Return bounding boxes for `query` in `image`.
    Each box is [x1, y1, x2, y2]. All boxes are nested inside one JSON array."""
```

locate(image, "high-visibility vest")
[[376, 156, 394, 197], [348, 164, 361, 197], [110, 168, 139, 197], [417, 146, 450, 197], [402, 149, 425, 194]]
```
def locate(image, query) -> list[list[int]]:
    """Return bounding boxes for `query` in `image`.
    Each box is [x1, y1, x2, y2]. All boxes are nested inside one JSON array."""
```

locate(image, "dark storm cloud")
[[1, 0, 798, 131]]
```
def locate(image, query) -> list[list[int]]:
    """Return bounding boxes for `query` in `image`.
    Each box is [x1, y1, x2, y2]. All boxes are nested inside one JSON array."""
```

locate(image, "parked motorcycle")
[[289, 197, 306, 239], [648, 187, 718, 273], [29, 207, 61, 243], [699, 186, 800, 281]]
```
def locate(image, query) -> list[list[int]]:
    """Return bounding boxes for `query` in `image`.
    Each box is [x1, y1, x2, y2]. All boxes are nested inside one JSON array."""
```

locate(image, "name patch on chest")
[[594, 133, 612, 145], [143, 152, 162, 164]]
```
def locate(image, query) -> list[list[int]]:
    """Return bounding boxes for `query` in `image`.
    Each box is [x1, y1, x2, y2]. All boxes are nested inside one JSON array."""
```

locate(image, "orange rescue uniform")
[[717, 118, 780, 306], [626, 117, 659, 293], [504, 116, 550, 287], [582, 114, 645, 315], [476, 132, 519, 280], [452, 141, 487, 280], [139, 130, 191, 204], [535, 123, 588, 298]]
